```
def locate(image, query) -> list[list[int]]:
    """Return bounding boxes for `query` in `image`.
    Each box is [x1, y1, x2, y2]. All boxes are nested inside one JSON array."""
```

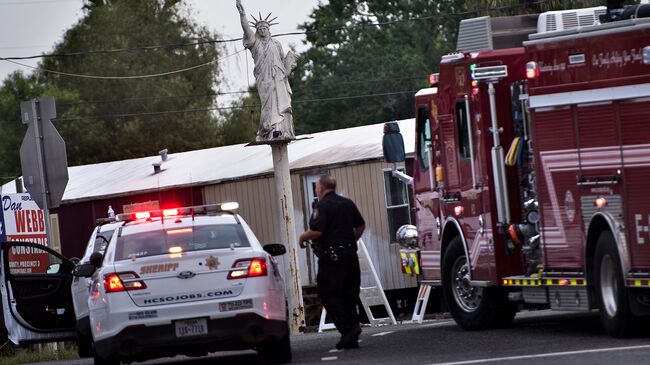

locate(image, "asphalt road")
[[26, 310, 650, 365]]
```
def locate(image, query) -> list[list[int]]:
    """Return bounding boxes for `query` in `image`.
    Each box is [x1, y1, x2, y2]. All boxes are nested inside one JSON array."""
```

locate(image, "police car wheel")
[[257, 325, 292, 364], [594, 230, 637, 338], [442, 236, 514, 330], [76, 330, 93, 358], [92, 344, 120, 365]]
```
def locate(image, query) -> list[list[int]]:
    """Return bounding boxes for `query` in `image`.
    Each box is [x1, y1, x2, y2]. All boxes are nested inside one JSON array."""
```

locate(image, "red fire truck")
[[382, 5, 650, 337]]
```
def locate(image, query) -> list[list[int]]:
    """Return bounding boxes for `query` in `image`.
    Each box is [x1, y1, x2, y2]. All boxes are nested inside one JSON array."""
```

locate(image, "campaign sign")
[[1, 193, 49, 273], [0, 200, 4, 242]]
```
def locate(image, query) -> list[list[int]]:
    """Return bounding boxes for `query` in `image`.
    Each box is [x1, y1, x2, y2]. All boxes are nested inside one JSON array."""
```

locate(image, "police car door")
[[0, 241, 76, 344]]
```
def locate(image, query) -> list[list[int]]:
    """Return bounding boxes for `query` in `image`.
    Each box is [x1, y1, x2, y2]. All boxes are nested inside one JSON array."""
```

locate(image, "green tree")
[[0, 72, 43, 186], [37, 0, 222, 165], [281, 0, 604, 134], [217, 88, 260, 146], [288, 0, 467, 134]]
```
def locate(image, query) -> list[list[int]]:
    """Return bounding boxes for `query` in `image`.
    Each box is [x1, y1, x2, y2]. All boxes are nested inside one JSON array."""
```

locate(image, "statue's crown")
[[250, 12, 278, 29]]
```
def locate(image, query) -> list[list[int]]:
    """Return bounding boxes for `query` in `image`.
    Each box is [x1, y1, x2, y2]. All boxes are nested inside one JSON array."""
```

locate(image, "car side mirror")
[[383, 122, 406, 163], [89, 252, 104, 268], [263, 243, 286, 256], [73, 263, 96, 278], [47, 263, 61, 274]]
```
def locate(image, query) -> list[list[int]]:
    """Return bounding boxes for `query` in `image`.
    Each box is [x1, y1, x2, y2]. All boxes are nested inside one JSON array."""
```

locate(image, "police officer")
[[299, 175, 365, 350]]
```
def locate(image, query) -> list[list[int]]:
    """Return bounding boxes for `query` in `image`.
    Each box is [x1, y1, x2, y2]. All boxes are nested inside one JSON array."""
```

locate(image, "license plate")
[[219, 299, 253, 312], [174, 318, 208, 338]]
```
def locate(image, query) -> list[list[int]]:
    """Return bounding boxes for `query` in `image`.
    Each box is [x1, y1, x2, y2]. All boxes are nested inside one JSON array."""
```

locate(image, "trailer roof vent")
[[537, 6, 606, 33], [456, 14, 539, 53]]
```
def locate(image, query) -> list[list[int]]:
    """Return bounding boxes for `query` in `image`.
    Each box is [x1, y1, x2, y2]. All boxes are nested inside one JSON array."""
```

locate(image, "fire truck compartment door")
[[439, 115, 461, 189]]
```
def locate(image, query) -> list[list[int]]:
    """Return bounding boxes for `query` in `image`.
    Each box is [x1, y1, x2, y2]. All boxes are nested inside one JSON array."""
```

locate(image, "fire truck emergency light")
[[472, 65, 508, 81], [526, 61, 540, 79], [469, 66, 479, 94], [428, 73, 440, 86], [595, 197, 607, 208]]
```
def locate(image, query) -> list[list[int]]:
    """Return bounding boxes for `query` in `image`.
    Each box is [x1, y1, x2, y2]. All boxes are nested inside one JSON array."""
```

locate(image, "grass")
[[0, 341, 79, 365]]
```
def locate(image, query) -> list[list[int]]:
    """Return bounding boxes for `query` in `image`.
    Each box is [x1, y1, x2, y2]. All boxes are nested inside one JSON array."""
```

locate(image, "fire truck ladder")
[[318, 239, 397, 332], [411, 283, 433, 324]]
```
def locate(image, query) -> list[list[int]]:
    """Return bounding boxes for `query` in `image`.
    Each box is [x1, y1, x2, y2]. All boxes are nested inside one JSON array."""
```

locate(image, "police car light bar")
[[116, 202, 240, 222], [96, 217, 117, 225], [472, 65, 508, 81]]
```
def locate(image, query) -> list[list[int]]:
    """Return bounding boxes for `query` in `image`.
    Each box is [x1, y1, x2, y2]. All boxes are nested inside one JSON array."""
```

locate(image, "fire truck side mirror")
[[383, 122, 406, 163], [396, 224, 418, 248]]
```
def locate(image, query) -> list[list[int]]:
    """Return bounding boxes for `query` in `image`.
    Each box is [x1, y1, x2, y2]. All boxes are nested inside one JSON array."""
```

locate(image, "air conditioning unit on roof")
[[537, 6, 606, 33]]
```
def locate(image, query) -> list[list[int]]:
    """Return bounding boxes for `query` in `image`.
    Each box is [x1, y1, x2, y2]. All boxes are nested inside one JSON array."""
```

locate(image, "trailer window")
[[383, 169, 411, 243], [417, 106, 431, 170], [455, 101, 470, 159]]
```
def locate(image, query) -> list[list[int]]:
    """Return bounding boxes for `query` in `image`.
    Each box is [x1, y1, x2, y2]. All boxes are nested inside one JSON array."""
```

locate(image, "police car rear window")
[[114, 224, 250, 260]]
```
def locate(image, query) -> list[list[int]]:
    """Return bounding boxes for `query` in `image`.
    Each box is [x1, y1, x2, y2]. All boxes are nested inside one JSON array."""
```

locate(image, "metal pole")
[[464, 95, 477, 189], [30, 100, 53, 248], [426, 144, 435, 191], [487, 83, 511, 224], [14, 177, 23, 193], [271, 143, 305, 335]]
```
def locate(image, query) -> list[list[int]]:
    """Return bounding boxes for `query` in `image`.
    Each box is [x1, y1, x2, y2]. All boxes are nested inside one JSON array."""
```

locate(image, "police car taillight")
[[227, 258, 267, 279], [104, 272, 147, 293]]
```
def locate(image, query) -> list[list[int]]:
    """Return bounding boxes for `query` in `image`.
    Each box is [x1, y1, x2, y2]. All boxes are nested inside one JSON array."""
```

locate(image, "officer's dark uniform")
[[309, 191, 365, 339]]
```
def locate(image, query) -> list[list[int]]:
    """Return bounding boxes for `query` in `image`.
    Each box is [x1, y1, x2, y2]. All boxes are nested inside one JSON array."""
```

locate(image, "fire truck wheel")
[[594, 230, 637, 338], [442, 236, 514, 330]]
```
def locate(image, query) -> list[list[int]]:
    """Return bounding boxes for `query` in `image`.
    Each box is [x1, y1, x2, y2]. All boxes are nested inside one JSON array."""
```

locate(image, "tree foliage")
[[288, 0, 464, 134], [282, 0, 603, 134], [8, 0, 222, 168], [217, 88, 260, 146], [0, 0, 620, 186], [0, 72, 43, 186]]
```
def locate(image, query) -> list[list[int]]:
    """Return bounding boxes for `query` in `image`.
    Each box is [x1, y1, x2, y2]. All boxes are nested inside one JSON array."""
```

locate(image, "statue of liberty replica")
[[236, 0, 297, 142]]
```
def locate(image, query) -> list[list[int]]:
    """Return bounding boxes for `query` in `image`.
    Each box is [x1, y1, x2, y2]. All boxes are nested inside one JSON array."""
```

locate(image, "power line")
[[51, 89, 419, 122], [3, 48, 245, 79], [0, 39, 228, 61], [0, 0, 555, 61], [0, 0, 77, 5], [3, 58, 216, 79], [57, 90, 250, 108], [55, 74, 427, 108], [0, 45, 49, 50]]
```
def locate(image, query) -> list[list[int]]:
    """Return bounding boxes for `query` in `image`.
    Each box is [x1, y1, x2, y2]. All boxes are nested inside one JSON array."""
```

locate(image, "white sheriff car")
[[0, 203, 291, 365], [72, 219, 124, 358]]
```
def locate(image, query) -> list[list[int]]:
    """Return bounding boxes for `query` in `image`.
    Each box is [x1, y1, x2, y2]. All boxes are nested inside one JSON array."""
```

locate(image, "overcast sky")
[[0, 0, 325, 104]]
